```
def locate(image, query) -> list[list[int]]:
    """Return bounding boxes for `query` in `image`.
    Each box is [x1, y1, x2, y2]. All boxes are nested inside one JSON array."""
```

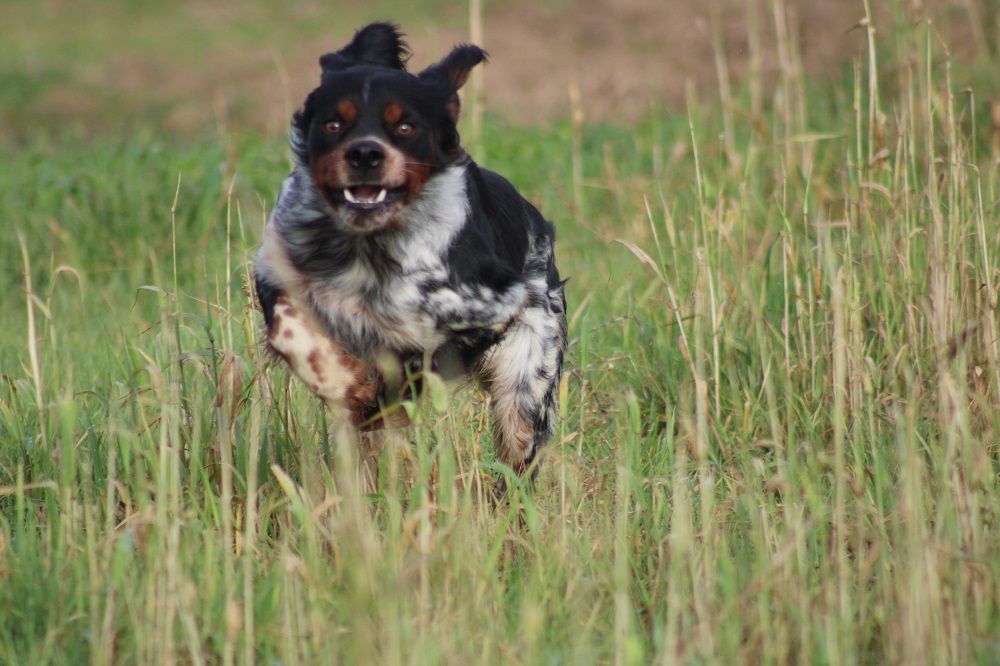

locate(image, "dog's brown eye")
[[323, 120, 343, 134], [395, 122, 414, 136]]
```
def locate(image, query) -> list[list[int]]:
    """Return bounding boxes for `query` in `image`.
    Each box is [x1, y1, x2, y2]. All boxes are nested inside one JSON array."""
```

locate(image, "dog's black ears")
[[419, 44, 488, 121], [319, 22, 410, 76]]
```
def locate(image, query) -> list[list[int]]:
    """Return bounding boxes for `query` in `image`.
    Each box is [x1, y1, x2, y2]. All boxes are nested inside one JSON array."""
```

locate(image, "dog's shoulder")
[[445, 165, 554, 282], [469, 166, 551, 237]]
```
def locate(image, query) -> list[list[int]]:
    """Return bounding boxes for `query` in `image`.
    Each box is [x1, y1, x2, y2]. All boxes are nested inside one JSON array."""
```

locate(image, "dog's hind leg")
[[477, 282, 566, 493]]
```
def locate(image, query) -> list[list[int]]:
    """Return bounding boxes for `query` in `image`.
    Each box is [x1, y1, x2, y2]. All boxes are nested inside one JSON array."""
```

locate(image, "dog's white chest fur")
[[309, 255, 447, 352], [257, 167, 491, 356]]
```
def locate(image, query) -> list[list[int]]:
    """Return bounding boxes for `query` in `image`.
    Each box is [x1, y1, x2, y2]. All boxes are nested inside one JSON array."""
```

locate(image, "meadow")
[[1, 1, 999, 663]]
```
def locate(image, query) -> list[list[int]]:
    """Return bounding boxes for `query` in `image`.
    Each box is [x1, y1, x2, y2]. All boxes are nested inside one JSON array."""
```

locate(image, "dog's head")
[[291, 23, 486, 234]]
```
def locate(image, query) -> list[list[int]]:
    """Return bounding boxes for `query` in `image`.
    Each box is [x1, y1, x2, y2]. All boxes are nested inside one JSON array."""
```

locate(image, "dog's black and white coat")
[[254, 23, 566, 482]]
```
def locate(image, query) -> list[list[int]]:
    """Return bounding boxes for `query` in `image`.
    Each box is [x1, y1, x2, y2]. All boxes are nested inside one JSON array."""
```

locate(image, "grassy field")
[[2, 1, 1000, 663]]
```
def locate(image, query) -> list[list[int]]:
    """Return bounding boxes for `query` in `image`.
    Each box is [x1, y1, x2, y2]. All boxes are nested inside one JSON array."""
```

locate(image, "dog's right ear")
[[319, 22, 410, 76]]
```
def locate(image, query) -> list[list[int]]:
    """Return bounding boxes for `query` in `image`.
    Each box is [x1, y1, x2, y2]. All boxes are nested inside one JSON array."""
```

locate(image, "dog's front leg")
[[476, 284, 567, 492], [262, 291, 400, 429]]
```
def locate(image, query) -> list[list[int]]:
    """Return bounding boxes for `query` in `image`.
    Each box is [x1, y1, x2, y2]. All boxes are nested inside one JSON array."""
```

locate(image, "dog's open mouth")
[[336, 184, 407, 210]]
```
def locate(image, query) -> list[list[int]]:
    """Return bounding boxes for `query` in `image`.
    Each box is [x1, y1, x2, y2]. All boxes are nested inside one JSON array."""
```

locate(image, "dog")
[[254, 23, 566, 491]]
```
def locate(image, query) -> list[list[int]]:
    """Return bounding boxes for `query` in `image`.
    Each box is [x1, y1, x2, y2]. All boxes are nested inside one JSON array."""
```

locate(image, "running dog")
[[254, 23, 566, 489]]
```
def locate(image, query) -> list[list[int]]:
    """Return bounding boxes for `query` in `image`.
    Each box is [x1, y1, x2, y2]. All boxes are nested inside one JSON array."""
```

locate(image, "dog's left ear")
[[418, 44, 488, 121], [320, 22, 410, 77]]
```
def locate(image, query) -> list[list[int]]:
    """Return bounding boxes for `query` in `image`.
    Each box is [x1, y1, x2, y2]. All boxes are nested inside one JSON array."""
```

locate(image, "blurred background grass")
[[4, 0, 995, 137]]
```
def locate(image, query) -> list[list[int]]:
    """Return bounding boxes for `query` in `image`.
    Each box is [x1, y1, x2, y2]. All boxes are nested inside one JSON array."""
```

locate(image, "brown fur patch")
[[344, 372, 382, 428], [403, 163, 432, 197], [309, 150, 349, 201], [337, 99, 357, 123], [307, 348, 324, 382], [382, 102, 403, 125]]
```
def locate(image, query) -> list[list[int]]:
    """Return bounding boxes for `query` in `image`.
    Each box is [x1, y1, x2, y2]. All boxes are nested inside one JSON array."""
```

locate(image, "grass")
[[2, 2, 1000, 664]]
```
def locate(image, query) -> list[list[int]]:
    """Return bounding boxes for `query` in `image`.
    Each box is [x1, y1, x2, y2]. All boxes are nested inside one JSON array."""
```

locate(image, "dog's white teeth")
[[375, 188, 387, 203], [344, 188, 358, 203]]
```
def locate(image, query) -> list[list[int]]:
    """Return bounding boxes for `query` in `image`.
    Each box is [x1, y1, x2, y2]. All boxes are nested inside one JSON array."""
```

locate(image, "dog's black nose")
[[345, 141, 384, 171]]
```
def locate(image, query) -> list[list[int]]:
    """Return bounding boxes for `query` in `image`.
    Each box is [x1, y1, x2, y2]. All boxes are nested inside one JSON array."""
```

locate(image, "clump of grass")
[[1, 2, 999, 664]]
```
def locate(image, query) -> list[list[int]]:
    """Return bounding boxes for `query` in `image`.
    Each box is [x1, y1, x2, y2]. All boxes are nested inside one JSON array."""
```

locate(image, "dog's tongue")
[[352, 185, 382, 200], [344, 185, 389, 205]]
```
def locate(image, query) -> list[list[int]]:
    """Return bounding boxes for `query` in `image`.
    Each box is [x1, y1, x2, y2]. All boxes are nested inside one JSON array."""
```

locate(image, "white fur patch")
[[267, 294, 375, 411], [256, 224, 306, 297]]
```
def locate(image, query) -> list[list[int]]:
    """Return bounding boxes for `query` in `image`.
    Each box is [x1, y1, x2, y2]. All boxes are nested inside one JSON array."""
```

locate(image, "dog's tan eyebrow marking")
[[337, 100, 357, 123], [383, 102, 404, 125]]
